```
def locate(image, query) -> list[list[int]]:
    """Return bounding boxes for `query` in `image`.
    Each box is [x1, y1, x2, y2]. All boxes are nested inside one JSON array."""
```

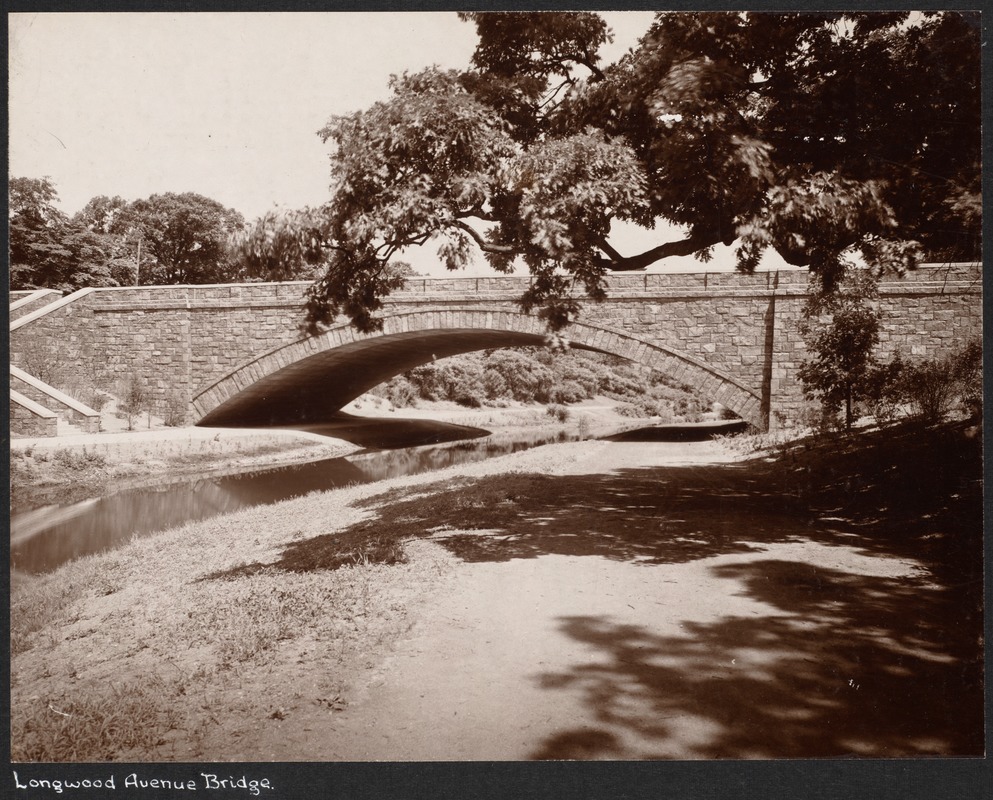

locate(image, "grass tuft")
[[12, 679, 183, 762]]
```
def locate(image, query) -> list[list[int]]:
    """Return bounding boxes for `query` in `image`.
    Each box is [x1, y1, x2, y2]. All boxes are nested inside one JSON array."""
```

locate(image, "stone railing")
[[10, 390, 58, 438], [9, 289, 64, 322], [9, 366, 101, 433]]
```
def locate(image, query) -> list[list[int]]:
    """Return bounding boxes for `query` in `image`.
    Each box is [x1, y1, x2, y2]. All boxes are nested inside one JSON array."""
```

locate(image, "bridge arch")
[[193, 308, 764, 429]]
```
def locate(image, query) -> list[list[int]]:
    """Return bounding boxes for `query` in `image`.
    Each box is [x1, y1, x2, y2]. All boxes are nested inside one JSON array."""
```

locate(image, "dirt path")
[[239, 441, 980, 760], [293, 540, 922, 761]]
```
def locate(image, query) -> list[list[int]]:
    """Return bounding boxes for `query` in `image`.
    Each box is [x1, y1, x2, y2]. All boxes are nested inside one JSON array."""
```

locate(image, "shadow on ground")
[[603, 419, 749, 441], [529, 554, 982, 758], [213, 419, 981, 581], [209, 419, 983, 757]]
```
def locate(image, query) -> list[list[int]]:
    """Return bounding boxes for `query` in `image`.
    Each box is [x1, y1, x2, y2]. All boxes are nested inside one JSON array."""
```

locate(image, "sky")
[[9, 11, 786, 276]]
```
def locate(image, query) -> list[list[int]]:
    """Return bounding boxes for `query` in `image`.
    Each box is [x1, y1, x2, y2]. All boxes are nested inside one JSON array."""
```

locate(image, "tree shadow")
[[208, 421, 981, 598], [202, 419, 982, 756], [206, 464, 804, 576], [528, 558, 983, 758]]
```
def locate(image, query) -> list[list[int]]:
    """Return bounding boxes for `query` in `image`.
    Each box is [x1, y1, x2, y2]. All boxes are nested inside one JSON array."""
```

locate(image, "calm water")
[[10, 429, 576, 575]]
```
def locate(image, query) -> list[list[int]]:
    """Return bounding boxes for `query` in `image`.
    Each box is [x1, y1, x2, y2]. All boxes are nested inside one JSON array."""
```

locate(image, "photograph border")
[[4, 1, 989, 798]]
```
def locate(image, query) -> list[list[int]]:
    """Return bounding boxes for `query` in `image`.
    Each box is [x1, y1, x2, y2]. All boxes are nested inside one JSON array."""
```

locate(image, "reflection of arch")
[[194, 309, 763, 429]]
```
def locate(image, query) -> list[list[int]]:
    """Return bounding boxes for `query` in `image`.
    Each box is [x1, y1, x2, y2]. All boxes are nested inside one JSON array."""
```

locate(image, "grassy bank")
[[10, 398, 641, 513], [9, 435, 356, 513], [10, 419, 982, 761], [11, 438, 611, 761]]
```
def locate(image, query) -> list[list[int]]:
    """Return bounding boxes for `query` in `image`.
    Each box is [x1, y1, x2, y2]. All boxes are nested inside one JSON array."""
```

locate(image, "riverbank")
[[8, 397, 640, 513], [9, 428, 359, 513], [9, 420, 982, 761]]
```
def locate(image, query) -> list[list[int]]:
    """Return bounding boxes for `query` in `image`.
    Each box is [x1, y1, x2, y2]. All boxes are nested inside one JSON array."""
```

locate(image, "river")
[[9, 427, 578, 575], [9, 416, 748, 576]]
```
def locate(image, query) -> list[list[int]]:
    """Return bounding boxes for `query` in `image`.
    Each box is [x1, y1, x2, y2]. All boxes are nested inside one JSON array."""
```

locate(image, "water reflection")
[[285, 412, 490, 449], [10, 428, 575, 575]]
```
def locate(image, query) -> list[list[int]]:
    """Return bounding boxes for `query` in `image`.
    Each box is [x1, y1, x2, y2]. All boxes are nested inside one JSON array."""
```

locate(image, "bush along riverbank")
[[10, 418, 982, 761]]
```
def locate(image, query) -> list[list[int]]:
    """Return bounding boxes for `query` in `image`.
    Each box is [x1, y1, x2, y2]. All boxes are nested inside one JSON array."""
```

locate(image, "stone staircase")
[[9, 366, 102, 439], [9, 288, 63, 322], [57, 418, 90, 437], [10, 290, 103, 439]]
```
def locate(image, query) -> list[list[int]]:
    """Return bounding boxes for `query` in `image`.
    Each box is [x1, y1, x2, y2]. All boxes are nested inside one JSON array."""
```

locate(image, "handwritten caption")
[[13, 772, 274, 795]]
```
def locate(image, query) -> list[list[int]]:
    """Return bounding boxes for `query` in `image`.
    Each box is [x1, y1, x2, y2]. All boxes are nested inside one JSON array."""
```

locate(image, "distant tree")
[[297, 11, 978, 333], [10, 176, 62, 228], [124, 192, 244, 284], [797, 270, 882, 431], [73, 194, 148, 284], [229, 208, 425, 292], [9, 177, 118, 291], [10, 182, 248, 289], [74, 194, 130, 234]]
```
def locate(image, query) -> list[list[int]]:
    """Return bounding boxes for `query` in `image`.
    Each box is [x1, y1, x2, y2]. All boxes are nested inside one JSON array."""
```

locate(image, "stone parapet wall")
[[9, 289, 64, 321], [7, 263, 983, 430]]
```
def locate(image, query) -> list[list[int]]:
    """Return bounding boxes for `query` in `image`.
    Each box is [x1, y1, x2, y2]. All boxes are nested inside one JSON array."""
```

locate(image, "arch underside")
[[194, 311, 764, 429]]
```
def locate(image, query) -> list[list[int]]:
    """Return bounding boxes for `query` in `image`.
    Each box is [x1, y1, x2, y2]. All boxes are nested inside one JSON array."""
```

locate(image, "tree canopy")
[[10, 182, 246, 290], [9, 177, 119, 291], [122, 192, 244, 284], [273, 11, 979, 332]]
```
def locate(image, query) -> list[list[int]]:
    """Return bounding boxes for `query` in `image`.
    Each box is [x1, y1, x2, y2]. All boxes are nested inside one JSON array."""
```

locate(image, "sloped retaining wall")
[[10, 391, 58, 438]]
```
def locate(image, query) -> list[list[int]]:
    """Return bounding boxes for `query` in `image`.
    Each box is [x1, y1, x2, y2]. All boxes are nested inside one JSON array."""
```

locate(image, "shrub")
[[117, 373, 151, 431], [799, 403, 841, 434], [675, 396, 704, 422], [716, 404, 740, 421], [546, 404, 570, 423], [15, 338, 71, 388], [862, 356, 906, 425], [952, 339, 982, 418], [901, 356, 957, 422], [163, 391, 187, 427], [72, 385, 112, 413], [550, 379, 587, 404], [371, 347, 711, 414], [53, 448, 107, 470], [482, 368, 509, 401], [556, 361, 600, 398], [877, 341, 982, 424], [482, 350, 555, 402], [616, 397, 673, 420], [369, 377, 412, 408]]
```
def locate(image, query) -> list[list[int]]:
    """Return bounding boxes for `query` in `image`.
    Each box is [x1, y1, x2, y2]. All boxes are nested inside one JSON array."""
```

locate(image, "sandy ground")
[[10, 432, 983, 761], [234, 439, 979, 760]]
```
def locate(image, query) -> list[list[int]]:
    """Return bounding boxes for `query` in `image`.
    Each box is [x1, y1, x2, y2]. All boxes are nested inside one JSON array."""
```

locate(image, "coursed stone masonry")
[[8, 263, 982, 431]]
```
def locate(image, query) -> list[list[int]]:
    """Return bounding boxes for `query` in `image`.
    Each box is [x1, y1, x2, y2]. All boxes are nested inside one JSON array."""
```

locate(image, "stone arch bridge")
[[8, 264, 982, 434]]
